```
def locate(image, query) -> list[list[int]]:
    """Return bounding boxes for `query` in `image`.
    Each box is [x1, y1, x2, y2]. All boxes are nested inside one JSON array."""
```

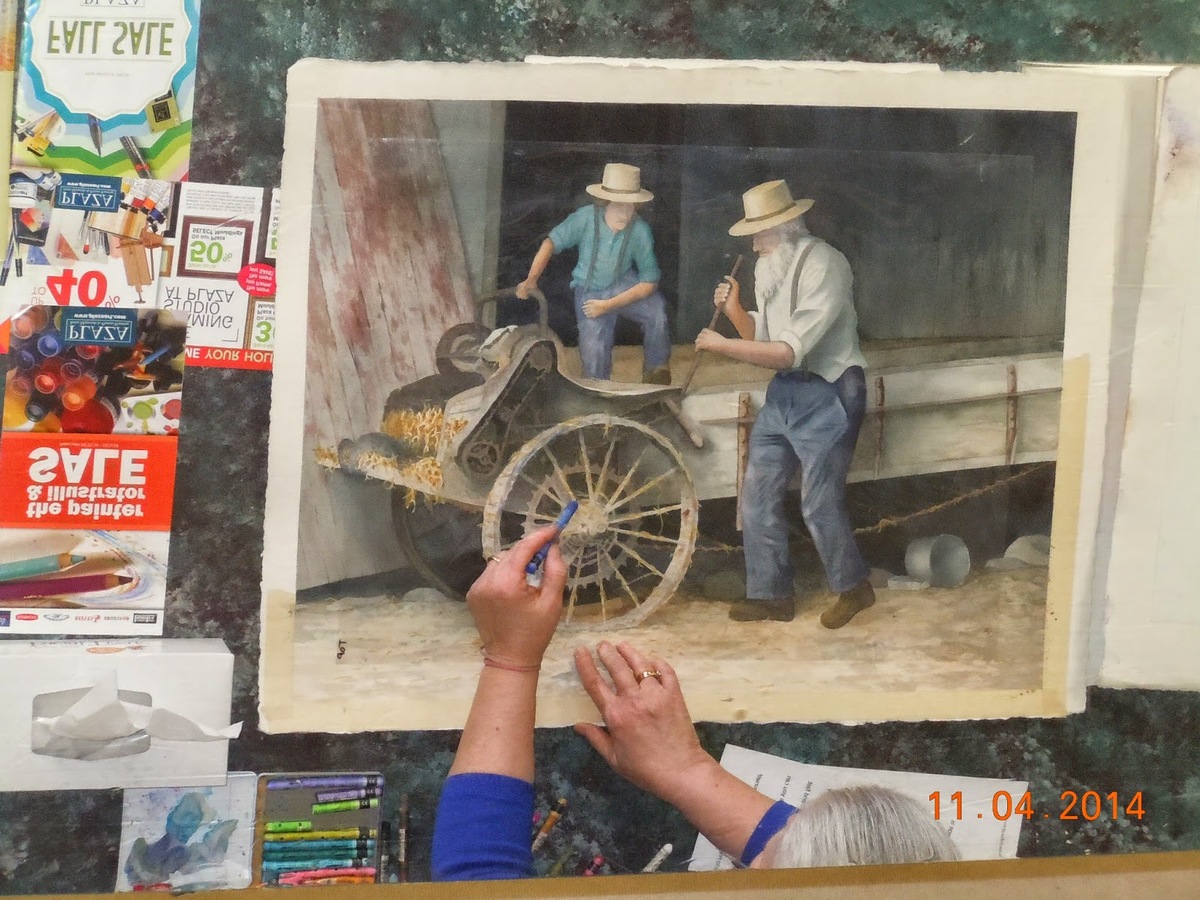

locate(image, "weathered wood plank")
[[297, 99, 478, 589]]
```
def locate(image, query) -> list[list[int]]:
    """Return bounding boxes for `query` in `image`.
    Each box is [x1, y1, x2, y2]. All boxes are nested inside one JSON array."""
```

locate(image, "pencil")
[[0, 552, 86, 583], [0, 573, 133, 601]]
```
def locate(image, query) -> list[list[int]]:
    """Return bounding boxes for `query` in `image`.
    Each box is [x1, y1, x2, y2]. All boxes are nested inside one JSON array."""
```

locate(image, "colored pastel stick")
[[262, 857, 373, 872], [311, 798, 378, 814], [526, 500, 578, 575], [0, 553, 85, 583], [314, 787, 382, 803], [275, 868, 377, 885], [263, 828, 375, 842], [264, 820, 311, 833], [267, 775, 383, 790], [0, 573, 132, 601], [263, 840, 375, 856]]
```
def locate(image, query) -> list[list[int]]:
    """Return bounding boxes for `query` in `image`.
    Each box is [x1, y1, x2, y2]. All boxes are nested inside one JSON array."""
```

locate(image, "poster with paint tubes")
[[0, 304, 186, 635]]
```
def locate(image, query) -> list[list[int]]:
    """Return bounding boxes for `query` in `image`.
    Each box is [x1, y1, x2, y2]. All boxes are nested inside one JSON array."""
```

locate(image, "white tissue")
[[31, 670, 241, 761]]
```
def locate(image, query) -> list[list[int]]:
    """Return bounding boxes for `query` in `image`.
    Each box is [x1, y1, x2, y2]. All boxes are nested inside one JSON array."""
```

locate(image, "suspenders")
[[787, 237, 821, 374], [583, 204, 636, 291]]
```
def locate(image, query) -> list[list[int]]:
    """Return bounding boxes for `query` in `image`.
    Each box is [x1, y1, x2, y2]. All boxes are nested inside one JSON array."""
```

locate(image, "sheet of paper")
[[689, 744, 1026, 870]]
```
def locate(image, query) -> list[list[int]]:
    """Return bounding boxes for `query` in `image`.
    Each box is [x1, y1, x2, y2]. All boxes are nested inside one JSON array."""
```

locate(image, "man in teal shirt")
[[517, 163, 671, 383]]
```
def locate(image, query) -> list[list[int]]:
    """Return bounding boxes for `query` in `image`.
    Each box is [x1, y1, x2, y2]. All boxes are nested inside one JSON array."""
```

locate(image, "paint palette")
[[255, 771, 385, 887], [117, 772, 257, 892]]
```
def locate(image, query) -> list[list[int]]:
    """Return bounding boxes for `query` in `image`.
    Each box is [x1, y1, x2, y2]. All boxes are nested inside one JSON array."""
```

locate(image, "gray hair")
[[770, 216, 809, 241], [771, 785, 960, 869]]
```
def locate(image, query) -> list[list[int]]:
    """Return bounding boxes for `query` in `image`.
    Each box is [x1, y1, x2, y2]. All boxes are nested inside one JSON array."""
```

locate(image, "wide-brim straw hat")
[[729, 180, 814, 236], [586, 163, 654, 204]]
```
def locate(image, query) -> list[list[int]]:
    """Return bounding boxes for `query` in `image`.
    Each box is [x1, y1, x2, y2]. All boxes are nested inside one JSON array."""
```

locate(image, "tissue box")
[[0, 639, 236, 791]]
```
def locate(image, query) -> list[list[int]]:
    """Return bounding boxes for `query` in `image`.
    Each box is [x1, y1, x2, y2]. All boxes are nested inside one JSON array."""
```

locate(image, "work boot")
[[820, 580, 876, 629], [643, 366, 672, 385], [729, 598, 796, 623]]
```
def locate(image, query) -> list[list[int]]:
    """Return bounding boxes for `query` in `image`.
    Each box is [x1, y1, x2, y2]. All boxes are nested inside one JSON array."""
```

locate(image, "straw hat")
[[728, 180, 814, 236], [586, 163, 654, 204]]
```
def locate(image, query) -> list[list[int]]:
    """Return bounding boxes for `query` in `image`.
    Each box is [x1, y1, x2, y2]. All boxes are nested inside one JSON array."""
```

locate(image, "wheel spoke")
[[594, 440, 618, 504], [541, 446, 575, 501], [617, 542, 665, 581], [604, 446, 648, 513], [608, 503, 684, 526], [519, 471, 563, 505], [610, 525, 681, 545], [606, 467, 678, 514], [608, 560, 641, 609], [597, 577, 609, 621], [578, 429, 596, 501], [565, 557, 583, 623]]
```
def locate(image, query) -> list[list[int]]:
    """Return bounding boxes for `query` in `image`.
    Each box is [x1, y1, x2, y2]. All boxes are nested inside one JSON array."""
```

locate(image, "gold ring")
[[487, 555, 502, 565], [635, 669, 662, 684]]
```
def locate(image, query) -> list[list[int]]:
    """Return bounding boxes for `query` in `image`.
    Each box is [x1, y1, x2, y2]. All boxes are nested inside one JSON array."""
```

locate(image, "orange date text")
[[928, 790, 1145, 821]]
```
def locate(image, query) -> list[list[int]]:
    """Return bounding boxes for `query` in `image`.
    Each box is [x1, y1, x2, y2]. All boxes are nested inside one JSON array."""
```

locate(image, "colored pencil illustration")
[[0, 552, 85, 583], [0, 572, 133, 601]]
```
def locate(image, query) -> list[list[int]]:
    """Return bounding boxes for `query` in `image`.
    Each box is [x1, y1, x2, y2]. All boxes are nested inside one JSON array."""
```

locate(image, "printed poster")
[[161, 182, 275, 371], [0, 305, 186, 634], [11, 0, 201, 181], [1, 177, 275, 371]]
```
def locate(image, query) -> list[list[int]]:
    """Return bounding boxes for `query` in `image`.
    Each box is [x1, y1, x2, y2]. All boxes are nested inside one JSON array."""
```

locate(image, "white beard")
[[753, 238, 801, 305]]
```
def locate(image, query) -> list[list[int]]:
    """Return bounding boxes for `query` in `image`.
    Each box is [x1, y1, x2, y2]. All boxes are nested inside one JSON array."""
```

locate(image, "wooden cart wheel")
[[391, 491, 483, 602], [482, 414, 698, 629]]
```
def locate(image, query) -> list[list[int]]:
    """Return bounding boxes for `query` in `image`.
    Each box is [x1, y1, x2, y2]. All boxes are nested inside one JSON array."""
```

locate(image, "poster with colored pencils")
[[0, 305, 186, 634], [10, 0, 200, 181]]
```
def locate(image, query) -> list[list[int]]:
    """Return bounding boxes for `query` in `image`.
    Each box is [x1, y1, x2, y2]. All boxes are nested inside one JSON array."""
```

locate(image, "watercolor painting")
[[116, 772, 256, 892], [261, 61, 1135, 733]]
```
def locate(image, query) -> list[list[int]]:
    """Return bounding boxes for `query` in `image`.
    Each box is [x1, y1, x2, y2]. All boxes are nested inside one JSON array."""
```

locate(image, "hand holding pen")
[[467, 523, 568, 672]]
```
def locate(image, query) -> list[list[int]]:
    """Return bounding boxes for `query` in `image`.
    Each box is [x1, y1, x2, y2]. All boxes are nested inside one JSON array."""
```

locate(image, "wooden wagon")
[[332, 289, 1062, 629]]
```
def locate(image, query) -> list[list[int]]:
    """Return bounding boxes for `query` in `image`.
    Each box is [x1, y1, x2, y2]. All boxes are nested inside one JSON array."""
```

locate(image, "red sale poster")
[[0, 305, 185, 635]]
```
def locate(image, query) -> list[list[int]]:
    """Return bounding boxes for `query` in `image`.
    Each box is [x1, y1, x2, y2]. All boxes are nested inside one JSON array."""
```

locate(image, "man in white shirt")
[[697, 180, 874, 628]]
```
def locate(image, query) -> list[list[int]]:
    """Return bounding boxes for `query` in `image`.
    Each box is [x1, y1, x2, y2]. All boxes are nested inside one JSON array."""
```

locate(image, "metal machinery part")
[[456, 340, 557, 481], [482, 414, 699, 629]]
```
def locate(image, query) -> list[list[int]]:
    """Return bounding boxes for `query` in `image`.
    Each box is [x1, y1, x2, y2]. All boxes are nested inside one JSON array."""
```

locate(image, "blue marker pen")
[[525, 500, 578, 586]]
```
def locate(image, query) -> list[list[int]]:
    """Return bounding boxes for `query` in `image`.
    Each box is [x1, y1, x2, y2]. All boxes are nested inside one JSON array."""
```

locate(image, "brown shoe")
[[729, 598, 796, 623], [820, 580, 876, 629], [643, 366, 672, 385]]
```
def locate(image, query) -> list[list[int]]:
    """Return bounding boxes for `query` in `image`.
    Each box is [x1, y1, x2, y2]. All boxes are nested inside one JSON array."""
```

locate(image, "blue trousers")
[[573, 271, 670, 380], [741, 366, 869, 598]]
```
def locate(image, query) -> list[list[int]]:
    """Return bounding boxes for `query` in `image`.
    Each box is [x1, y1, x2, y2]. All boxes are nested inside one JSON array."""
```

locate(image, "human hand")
[[573, 641, 715, 805], [516, 278, 539, 300], [713, 276, 740, 314], [466, 524, 567, 669], [581, 298, 612, 319], [694, 328, 726, 353]]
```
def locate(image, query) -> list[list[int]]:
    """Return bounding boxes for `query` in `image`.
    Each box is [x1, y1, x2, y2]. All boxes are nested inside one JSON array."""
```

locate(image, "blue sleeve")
[[431, 773, 535, 881], [740, 800, 797, 867], [547, 206, 590, 253], [630, 218, 662, 284]]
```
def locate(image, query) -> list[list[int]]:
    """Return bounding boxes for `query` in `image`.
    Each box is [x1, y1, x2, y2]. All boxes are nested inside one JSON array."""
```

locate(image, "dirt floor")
[[287, 551, 1049, 730]]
